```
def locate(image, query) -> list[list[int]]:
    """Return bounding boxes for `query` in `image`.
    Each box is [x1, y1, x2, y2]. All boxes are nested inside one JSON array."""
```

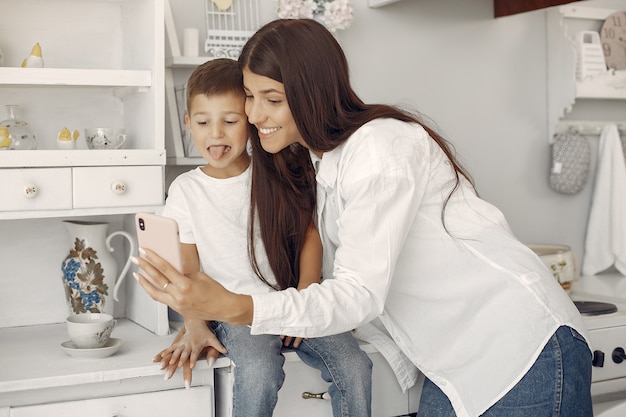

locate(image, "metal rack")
[[554, 120, 626, 136]]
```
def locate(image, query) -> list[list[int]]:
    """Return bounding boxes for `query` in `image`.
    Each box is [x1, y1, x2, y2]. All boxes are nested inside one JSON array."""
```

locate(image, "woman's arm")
[[280, 222, 322, 347], [133, 249, 253, 325], [296, 222, 323, 290]]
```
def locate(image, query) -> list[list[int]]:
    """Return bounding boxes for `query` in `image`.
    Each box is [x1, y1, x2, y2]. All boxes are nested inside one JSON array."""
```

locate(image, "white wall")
[[176, 0, 621, 263]]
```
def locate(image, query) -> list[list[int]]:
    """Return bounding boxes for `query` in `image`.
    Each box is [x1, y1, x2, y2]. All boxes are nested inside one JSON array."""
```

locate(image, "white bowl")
[[528, 244, 579, 292]]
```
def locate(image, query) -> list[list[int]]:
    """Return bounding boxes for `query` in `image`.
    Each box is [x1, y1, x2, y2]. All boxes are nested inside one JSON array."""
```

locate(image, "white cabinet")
[[0, 166, 163, 215], [0, 0, 175, 412], [0, 0, 166, 219], [547, 5, 626, 141], [10, 386, 214, 417], [163, 0, 212, 166], [215, 346, 421, 417]]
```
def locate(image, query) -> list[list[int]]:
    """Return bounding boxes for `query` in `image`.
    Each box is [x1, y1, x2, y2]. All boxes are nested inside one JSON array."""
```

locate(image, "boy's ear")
[[184, 113, 190, 127]]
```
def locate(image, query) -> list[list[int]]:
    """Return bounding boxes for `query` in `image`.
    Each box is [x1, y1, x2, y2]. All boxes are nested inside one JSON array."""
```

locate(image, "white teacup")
[[84, 128, 126, 150], [66, 313, 117, 349]]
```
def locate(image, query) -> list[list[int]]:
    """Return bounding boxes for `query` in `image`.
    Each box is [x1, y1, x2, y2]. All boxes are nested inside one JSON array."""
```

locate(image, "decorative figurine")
[[0, 126, 12, 150], [211, 0, 233, 11], [57, 127, 80, 150], [21, 42, 44, 68]]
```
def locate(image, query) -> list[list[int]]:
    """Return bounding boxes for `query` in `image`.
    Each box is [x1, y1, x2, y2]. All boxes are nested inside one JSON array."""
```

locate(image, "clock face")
[[601, 10, 626, 70]]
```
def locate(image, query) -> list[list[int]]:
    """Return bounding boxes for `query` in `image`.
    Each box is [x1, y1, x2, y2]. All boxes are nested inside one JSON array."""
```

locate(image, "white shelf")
[[0, 149, 165, 168], [0, 205, 164, 220], [0, 68, 152, 88], [559, 5, 616, 21], [368, 0, 404, 8], [547, 5, 626, 142], [166, 56, 217, 68], [576, 70, 626, 99], [167, 155, 205, 165]]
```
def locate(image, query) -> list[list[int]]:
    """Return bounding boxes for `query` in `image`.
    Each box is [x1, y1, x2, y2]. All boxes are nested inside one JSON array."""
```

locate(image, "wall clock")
[[600, 10, 626, 70]]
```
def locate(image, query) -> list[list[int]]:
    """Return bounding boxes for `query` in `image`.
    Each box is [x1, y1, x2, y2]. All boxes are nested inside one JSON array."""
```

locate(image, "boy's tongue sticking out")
[[210, 145, 230, 159]]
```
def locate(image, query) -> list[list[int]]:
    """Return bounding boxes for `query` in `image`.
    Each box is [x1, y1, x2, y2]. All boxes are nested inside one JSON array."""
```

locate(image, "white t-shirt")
[[251, 118, 588, 417], [161, 165, 277, 295]]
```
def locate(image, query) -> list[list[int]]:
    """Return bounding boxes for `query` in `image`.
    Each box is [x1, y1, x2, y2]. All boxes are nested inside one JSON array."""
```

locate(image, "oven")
[[570, 273, 626, 416]]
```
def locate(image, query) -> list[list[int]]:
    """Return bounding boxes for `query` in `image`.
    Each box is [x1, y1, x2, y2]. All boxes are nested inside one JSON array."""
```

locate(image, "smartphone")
[[134, 212, 183, 272]]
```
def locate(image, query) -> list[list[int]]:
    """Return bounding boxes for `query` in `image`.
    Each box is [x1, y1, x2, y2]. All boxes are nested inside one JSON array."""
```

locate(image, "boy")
[[155, 58, 372, 417]]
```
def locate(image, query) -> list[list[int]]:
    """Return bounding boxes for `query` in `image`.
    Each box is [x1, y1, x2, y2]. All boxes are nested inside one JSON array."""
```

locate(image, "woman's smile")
[[258, 126, 281, 136]]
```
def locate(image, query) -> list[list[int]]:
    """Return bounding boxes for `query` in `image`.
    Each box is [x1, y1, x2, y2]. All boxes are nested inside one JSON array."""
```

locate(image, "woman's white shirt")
[[250, 118, 587, 417]]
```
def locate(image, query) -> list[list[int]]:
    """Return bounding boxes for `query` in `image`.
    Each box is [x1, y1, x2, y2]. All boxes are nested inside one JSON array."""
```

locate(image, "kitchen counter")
[[570, 271, 626, 300], [0, 319, 230, 408]]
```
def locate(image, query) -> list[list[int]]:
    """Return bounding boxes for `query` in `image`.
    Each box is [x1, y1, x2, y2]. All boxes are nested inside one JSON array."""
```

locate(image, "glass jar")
[[0, 104, 37, 150]]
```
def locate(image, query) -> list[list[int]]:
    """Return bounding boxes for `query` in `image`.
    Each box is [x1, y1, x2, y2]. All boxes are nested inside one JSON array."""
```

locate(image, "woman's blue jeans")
[[211, 322, 372, 417], [417, 326, 592, 417]]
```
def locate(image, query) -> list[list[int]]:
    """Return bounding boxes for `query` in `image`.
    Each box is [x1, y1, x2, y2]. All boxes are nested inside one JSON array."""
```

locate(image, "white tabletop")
[[0, 319, 230, 406]]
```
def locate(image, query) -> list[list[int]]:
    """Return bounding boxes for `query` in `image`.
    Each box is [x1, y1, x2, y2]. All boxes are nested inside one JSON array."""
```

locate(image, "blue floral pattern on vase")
[[61, 238, 109, 314]]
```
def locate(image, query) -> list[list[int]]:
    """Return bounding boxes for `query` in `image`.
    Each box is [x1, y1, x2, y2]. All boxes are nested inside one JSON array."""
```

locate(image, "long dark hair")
[[248, 137, 316, 290], [241, 19, 473, 288]]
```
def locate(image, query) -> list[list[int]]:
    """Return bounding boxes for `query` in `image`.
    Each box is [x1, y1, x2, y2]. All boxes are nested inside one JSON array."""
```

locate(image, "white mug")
[[84, 128, 126, 150], [66, 313, 117, 349]]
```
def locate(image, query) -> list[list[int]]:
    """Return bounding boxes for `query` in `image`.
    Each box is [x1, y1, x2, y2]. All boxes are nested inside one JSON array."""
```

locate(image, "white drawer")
[[10, 386, 213, 417], [73, 166, 163, 208], [215, 347, 419, 417], [0, 168, 72, 211]]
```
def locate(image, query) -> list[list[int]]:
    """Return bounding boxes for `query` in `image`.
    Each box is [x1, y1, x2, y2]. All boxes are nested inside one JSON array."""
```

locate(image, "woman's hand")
[[132, 248, 254, 325], [280, 335, 306, 348], [155, 319, 227, 388]]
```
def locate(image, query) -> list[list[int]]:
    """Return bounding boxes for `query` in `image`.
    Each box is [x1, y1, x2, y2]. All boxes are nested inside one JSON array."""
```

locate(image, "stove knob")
[[612, 347, 626, 364], [592, 350, 605, 367]]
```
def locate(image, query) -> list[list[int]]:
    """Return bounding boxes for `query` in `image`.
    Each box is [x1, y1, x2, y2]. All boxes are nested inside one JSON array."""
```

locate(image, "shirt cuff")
[[250, 291, 284, 335]]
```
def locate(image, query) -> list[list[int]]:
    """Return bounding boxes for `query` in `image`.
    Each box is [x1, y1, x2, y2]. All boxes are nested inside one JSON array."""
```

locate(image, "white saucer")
[[61, 338, 124, 359]]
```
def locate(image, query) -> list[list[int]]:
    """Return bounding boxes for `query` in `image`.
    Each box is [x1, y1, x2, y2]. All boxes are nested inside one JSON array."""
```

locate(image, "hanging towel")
[[582, 124, 626, 276]]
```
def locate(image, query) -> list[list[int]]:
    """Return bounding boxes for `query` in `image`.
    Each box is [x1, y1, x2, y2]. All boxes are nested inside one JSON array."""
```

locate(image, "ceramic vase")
[[61, 220, 136, 316]]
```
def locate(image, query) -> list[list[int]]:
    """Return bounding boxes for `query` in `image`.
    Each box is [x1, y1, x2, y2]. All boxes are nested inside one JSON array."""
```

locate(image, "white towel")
[[352, 322, 419, 392], [582, 124, 626, 276]]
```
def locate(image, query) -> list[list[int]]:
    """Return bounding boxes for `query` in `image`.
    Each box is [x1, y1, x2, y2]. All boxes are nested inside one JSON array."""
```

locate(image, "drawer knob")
[[24, 184, 38, 198], [302, 391, 330, 400], [111, 181, 127, 194]]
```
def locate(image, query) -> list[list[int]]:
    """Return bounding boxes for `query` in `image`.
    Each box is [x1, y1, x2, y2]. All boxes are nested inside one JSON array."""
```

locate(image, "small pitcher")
[[61, 220, 136, 315]]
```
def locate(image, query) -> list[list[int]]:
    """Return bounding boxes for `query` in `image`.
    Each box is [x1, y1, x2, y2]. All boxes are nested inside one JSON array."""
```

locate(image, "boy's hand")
[[155, 320, 227, 388]]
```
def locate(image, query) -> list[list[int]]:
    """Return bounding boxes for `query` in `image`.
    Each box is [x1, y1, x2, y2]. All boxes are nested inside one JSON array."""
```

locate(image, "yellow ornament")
[[58, 127, 72, 141], [211, 0, 232, 11], [57, 127, 80, 150], [21, 43, 44, 68], [0, 126, 12, 149]]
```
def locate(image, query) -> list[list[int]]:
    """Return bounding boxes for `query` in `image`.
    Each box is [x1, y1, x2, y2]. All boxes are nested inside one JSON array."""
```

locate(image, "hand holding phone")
[[135, 212, 183, 273]]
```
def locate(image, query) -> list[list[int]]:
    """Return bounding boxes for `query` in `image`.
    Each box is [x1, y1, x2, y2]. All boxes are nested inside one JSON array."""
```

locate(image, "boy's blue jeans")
[[417, 326, 592, 417], [211, 321, 373, 417]]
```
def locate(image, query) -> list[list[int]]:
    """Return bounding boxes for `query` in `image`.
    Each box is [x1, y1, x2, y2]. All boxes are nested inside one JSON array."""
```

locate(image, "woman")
[[135, 19, 592, 417]]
